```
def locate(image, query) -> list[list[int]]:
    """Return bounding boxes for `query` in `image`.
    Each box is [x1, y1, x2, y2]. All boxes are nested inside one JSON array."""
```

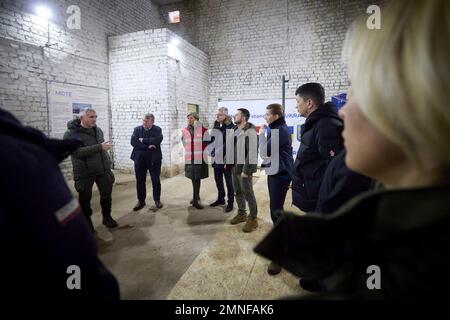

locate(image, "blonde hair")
[[346, 0, 450, 180]]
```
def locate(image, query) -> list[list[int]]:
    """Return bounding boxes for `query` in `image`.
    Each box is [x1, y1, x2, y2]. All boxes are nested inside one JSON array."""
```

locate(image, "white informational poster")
[[218, 99, 306, 159], [48, 82, 109, 141]]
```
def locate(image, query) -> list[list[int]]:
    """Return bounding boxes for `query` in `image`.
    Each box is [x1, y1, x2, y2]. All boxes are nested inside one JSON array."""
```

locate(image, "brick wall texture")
[[1, 0, 377, 176]]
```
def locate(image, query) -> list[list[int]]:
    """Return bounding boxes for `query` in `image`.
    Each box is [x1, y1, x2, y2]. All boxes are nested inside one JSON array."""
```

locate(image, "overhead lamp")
[[35, 5, 52, 20]]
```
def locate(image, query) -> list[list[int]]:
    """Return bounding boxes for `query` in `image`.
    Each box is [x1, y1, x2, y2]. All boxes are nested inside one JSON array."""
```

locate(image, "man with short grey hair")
[[208, 107, 235, 212], [64, 108, 118, 231], [130, 113, 164, 211]]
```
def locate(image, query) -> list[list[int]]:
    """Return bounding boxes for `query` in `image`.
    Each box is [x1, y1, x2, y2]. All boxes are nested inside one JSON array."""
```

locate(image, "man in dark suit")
[[130, 113, 163, 211]]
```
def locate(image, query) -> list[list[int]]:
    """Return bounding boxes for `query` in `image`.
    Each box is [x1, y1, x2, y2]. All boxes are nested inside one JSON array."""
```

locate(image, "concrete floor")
[[68, 169, 309, 300]]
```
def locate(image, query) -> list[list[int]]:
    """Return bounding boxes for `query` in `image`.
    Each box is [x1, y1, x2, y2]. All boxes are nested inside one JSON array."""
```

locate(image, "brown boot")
[[230, 213, 247, 225], [243, 216, 258, 232]]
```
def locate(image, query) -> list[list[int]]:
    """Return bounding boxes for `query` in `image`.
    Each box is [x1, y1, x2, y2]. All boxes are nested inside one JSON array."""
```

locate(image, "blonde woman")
[[255, 0, 450, 298]]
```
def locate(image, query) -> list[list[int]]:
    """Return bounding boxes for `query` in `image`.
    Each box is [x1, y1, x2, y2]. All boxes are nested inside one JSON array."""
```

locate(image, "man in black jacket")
[[292, 83, 344, 212], [0, 108, 120, 300], [64, 108, 118, 231], [208, 107, 234, 212], [130, 113, 164, 211], [316, 147, 374, 214]]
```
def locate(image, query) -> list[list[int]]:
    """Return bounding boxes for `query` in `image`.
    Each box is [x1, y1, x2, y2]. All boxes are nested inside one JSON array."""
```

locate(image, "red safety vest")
[[182, 125, 208, 163]]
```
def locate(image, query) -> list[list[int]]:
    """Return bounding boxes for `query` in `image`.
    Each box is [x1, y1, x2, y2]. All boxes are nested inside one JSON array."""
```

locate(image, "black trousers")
[[134, 160, 161, 204], [192, 179, 201, 202], [213, 166, 234, 204], [268, 170, 291, 223], [74, 171, 115, 223]]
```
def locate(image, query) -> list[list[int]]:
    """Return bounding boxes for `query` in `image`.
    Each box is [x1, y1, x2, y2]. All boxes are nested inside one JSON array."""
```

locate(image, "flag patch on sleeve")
[[55, 197, 80, 225]]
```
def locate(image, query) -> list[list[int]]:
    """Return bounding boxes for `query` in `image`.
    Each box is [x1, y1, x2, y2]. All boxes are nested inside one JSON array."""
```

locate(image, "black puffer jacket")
[[63, 119, 112, 181], [292, 102, 344, 212], [316, 149, 374, 213]]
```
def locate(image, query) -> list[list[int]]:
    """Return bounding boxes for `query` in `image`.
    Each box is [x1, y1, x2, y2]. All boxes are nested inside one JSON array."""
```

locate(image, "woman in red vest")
[[182, 113, 209, 209]]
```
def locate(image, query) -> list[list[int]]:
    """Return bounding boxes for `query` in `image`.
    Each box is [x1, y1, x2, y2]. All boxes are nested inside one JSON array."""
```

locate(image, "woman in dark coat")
[[255, 0, 450, 299], [182, 113, 209, 209]]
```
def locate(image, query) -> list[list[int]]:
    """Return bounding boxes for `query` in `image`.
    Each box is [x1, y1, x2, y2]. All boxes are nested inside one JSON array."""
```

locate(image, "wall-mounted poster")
[[48, 82, 109, 141]]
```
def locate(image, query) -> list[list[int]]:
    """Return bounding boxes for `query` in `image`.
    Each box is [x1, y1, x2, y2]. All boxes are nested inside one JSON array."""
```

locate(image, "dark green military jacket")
[[63, 119, 112, 181], [255, 185, 450, 299], [232, 122, 258, 176]]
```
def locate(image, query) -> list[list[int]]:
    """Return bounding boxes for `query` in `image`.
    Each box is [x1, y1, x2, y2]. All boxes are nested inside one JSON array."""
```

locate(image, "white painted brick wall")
[[109, 28, 209, 176], [0, 0, 163, 177], [2, 0, 378, 177], [161, 0, 377, 124]]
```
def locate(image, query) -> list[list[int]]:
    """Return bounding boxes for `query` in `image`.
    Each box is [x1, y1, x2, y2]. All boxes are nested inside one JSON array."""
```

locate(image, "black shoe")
[[299, 278, 323, 292], [189, 199, 194, 205], [102, 215, 118, 229], [133, 202, 145, 211], [224, 203, 234, 213], [193, 201, 204, 209], [210, 199, 226, 207], [155, 201, 163, 209], [267, 262, 282, 276]]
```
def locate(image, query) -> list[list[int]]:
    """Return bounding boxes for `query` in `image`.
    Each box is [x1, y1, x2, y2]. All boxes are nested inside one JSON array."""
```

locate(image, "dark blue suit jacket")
[[130, 125, 163, 164]]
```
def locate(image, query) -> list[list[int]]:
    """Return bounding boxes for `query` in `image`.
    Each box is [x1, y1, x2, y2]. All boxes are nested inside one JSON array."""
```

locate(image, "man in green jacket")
[[229, 108, 258, 232], [64, 108, 118, 232]]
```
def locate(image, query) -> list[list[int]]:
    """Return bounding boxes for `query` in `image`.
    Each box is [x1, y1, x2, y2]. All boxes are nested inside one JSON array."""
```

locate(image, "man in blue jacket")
[[292, 83, 344, 212], [259, 103, 293, 275], [0, 108, 120, 300], [130, 113, 163, 211]]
